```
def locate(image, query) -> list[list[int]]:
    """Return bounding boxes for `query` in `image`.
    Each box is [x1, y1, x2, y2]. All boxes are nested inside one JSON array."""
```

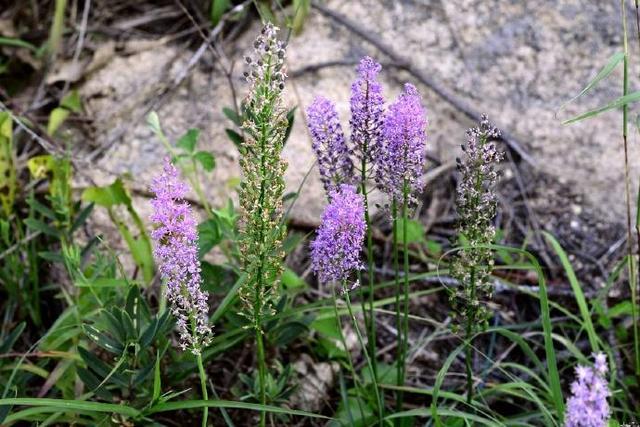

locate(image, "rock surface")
[[78, 0, 640, 225]]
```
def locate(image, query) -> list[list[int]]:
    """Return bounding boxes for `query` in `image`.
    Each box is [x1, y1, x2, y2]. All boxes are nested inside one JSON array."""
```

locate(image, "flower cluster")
[[565, 353, 611, 427], [311, 185, 366, 285], [307, 96, 354, 195], [350, 56, 385, 166], [239, 23, 289, 328], [243, 23, 286, 94], [450, 115, 504, 330], [375, 83, 427, 203], [150, 159, 212, 354]]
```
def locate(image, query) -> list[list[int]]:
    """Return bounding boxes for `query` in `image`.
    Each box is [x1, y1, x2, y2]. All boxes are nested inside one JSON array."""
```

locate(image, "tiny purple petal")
[[565, 353, 611, 427], [311, 185, 366, 284], [307, 96, 354, 195], [150, 159, 212, 354], [349, 56, 385, 166], [376, 83, 427, 202]]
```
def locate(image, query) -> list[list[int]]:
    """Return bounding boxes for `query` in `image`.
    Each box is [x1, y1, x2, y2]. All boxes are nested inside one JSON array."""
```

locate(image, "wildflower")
[[311, 185, 366, 284], [350, 56, 385, 166], [150, 159, 212, 354], [450, 114, 504, 330], [565, 353, 611, 427], [376, 83, 427, 204], [307, 96, 354, 195], [239, 23, 288, 327]]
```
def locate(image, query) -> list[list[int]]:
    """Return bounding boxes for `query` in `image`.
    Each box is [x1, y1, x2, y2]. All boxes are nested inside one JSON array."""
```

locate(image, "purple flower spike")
[[150, 159, 212, 354], [311, 185, 366, 284], [376, 83, 427, 203], [307, 96, 354, 195], [349, 56, 385, 166], [565, 352, 611, 427]]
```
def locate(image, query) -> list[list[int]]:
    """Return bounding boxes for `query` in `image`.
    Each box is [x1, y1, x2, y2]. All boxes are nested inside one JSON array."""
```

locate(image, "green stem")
[[464, 268, 477, 405], [621, 0, 640, 379], [398, 181, 411, 413], [392, 199, 402, 417], [359, 157, 378, 384], [256, 328, 267, 427], [333, 284, 365, 423], [196, 354, 209, 427], [344, 290, 383, 425]]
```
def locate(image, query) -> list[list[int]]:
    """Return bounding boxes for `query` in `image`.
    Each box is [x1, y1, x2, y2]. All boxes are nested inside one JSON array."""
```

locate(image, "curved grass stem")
[[196, 353, 209, 427]]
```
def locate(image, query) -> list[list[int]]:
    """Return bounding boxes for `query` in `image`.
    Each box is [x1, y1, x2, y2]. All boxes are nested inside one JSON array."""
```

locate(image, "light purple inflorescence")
[[565, 352, 610, 427], [311, 185, 366, 284], [350, 56, 385, 165], [150, 159, 212, 354], [307, 96, 354, 195], [376, 83, 427, 202]]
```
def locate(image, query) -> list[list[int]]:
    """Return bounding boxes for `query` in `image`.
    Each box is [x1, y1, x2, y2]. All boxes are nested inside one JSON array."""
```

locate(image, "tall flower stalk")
[[238, 23, 288, 427], [349, 56, 385, 382], [311, 184, 382, 424], [150, 159, 213, 427], [451, 115, 503, 403], [376, 83, 427, 414]]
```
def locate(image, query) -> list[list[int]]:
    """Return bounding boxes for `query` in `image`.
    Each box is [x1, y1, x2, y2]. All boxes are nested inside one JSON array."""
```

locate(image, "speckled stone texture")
[[79, 0, 639, 225]]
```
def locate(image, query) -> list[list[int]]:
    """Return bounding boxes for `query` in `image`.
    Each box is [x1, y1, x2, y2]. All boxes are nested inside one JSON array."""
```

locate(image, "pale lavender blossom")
[[350, 56, 385, 165], [565, 352, 611, 427], [376, 83, 427, 203], [307, 96, 354, 195], [150, 159, 212, 354], [311, 185, 366, 284]]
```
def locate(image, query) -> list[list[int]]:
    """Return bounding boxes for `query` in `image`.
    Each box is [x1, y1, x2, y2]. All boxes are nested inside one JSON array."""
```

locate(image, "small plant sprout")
[[376, 82, 427, 414], [451, 114, 503, 403], [149, 158, 212, 426], [239, 22, 288, 427], [565, 353, 611, 427]]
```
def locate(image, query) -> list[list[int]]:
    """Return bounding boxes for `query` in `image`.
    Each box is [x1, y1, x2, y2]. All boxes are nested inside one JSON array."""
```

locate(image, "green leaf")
[[146, 111, 162, 135], [47, 107, 69, 136], [146, 399, 329, 419], [210, 0, 231, 26], [152, 351, 162, 402], [0, 37, 37, 51], [24, 218, 59, 237], [283, 107, 296, 146], [0, 322, 25, 354], [281, 268, 307, 291], [222, 107, 242, 126], [563, 90, 640, 124], [225, 129, 244, 149], [544, 232, 599, 353], [210, 274, 246, 324], [198, 219, 222, 258], [83, 325, 124, 354], [60, 90, 82, 113], [291, 0, 310, 34], [194, 151, 215, 171], [0, 398, 140, 418], [558, 52, 624, 114], [331, 396, 373, 427], [176, 128, 200, 153], [81, 179, 129, 207], [397, 218, 424, 244], [271, 321, 308, 347]]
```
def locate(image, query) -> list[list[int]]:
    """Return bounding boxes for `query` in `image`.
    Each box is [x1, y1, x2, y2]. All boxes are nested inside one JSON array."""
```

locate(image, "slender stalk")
[[344, 289, 383, 425], [621, 0, 640, 378], [359, 156, 377, 379], [333, 284, 365, 422], [397, 180, 411, 412], [256, 328, 267, 427], [196, 354, 209, 427], [392, 199, 402, 416]]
